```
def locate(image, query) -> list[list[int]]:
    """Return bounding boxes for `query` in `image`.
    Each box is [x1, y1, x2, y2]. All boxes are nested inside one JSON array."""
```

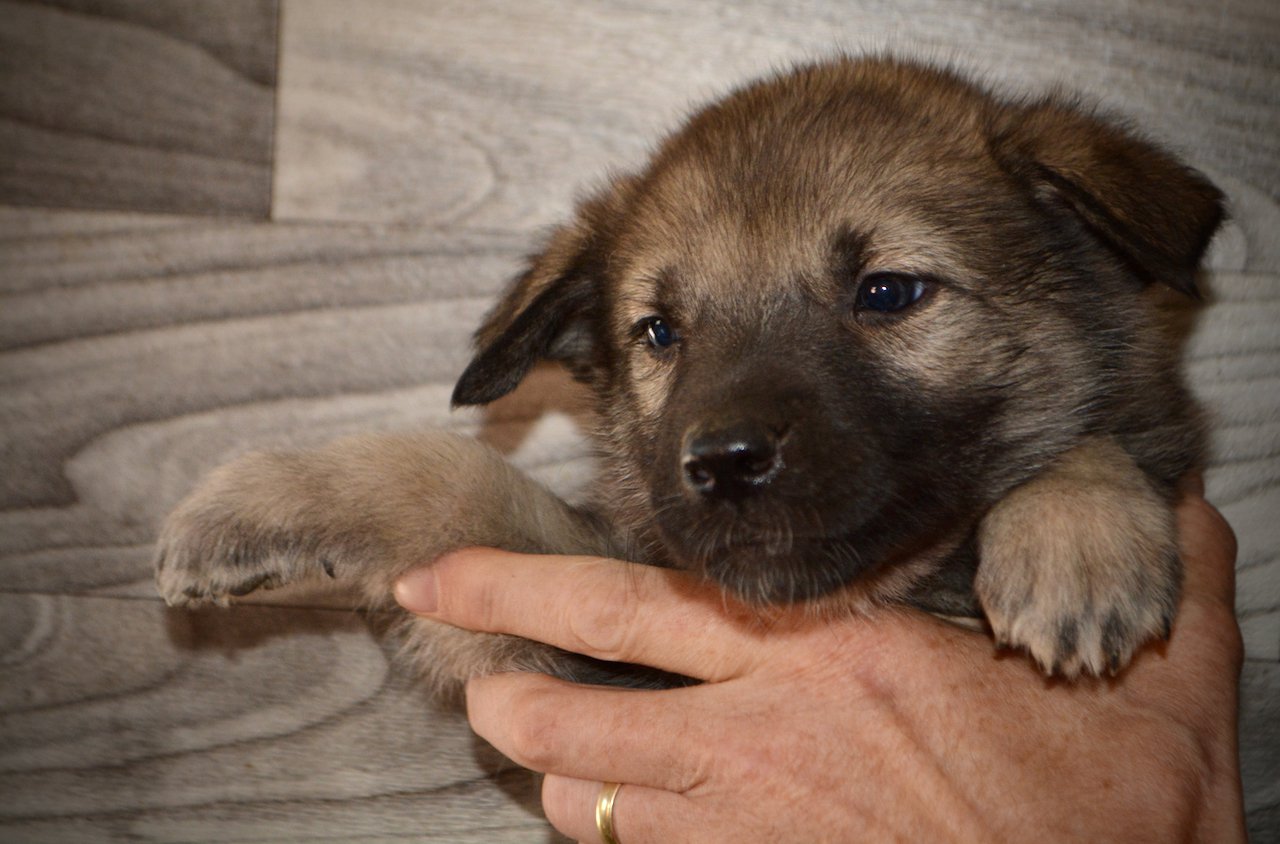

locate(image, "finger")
[[1177, 471, 1205, 498], [397, 547, 775, 681], [1174, 490, 1238, 612], [1126, 488, 1243, 716], [466, 672, 712, 792], [542, 774, 696, 844]]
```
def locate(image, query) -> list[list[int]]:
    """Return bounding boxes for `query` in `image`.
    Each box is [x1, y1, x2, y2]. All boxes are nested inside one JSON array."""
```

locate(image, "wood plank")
[[0, 210, 596, 602], [273, 0, 1279, 229], [0, 593, 564, 842], [1195, 173, 1280, 663], [1241, 659, 1280, 843], [0, 593, 1273, 841], [0, 0, 278, 217], [1, 196, 1274, 645], [0, 212, 526, 508], [1, 0, 1276, 837], [0, 198, 1274, 835]]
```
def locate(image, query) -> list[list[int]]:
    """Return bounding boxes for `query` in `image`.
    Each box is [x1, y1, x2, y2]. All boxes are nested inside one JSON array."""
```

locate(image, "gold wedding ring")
[[595, 781, 623, 844]]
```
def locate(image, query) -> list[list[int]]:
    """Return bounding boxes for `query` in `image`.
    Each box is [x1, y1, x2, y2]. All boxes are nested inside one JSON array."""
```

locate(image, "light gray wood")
[[273, 0, 1279, 230], [0, 0, 278, 217], [0, 594, 1274, 841], [1, 0, 1276, 839], [1241, 660, 1280, 842], [0, 593, 563, 843], [0, 208, 595, 599], [1195, 175, 1280, 665]]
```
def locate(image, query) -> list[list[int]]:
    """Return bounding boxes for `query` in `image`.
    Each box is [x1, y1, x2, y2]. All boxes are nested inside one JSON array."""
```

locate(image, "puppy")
[[156, 55, 1223, 690]]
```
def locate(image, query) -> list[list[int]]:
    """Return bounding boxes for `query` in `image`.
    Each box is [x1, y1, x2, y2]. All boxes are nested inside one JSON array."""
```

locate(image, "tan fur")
[[977, 437, 1179, 677], [157, 55, 1221, 693], [155, 433, 616, 689]]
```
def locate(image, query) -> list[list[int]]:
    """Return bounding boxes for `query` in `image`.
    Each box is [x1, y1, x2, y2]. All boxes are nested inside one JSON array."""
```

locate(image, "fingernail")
[[395, 567, 438, 614]]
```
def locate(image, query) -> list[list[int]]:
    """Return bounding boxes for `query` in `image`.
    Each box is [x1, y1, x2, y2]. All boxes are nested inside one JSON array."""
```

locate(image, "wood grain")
[[0, 0, 278, 217], [1195, 172, 1280, 665], [0, 593, 563, 843], [0, 208, 589, 839], [1241, 661, 1280, 842], [273, 0, 1279, 229], [0, 208, 595, 598], [1, 0, 1276, 839], [0, 596, 1274, 840]]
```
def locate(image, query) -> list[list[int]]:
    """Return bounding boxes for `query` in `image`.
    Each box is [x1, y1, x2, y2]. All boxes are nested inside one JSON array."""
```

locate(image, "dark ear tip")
[[449, 381, 481, 408], [450, 371, 489, 407], [451, 356, 521, 407]]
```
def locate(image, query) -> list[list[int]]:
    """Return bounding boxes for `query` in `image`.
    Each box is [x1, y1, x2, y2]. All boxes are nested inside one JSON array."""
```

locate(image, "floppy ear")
[[451, 179, 631, 406], [993, 98, 1225, 298]]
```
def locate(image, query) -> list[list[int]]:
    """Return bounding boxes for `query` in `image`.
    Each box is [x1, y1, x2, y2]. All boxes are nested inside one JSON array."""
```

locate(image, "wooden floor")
[[1, 1, 1277, 840]]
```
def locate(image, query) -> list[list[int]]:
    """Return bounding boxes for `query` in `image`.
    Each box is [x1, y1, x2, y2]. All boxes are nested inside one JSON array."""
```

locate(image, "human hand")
[[396, 488, 1245, 843]]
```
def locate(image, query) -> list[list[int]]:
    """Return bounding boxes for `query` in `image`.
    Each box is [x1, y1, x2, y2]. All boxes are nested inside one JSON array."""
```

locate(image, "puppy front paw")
[[976, 440, 1180, 677], [155, 453, 340, 607]]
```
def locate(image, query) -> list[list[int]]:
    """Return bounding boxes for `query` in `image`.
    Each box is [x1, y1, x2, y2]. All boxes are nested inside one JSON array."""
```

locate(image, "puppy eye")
[[643, 317, 677, 349], [855, 273, 927, 314]]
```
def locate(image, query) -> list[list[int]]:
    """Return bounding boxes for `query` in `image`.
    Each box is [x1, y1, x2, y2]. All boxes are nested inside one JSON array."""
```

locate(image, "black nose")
[[682, 421, 783, 500]]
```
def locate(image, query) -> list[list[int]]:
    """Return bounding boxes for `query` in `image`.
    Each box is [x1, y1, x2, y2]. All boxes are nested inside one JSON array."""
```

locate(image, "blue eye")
[[856, 273, 927, 314], [644, 317, 676, 348]]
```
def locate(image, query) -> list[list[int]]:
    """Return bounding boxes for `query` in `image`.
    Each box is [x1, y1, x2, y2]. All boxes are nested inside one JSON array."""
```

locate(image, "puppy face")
[[453, 57, 1221, 605]]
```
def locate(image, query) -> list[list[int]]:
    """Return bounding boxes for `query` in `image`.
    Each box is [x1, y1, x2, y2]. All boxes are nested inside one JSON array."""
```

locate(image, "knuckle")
[[565, 563, 642, 660], [472, 577, 504, 632], [1206, 506, 1239, 563], [1212, 612, 1246, 672], [1177, 597, 1244, 675], [1184, 496, 1239, 564], [503, 685, 565, 770]]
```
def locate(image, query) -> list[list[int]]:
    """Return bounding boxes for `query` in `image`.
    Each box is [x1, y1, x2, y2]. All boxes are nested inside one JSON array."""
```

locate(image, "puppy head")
[[454, 56, 1223, 605]]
